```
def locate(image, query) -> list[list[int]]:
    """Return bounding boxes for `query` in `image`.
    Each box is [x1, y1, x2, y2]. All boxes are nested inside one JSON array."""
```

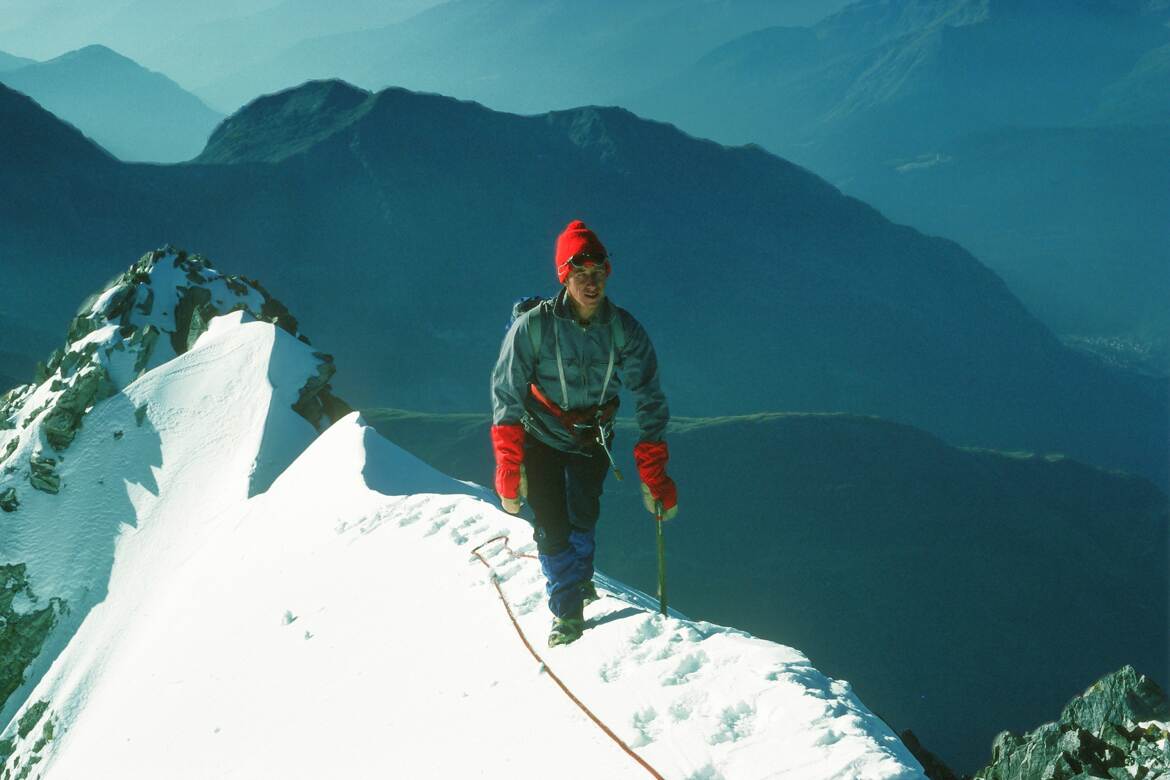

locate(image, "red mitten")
[[491, 424, 525, 503], [634, 441, 678, 515]]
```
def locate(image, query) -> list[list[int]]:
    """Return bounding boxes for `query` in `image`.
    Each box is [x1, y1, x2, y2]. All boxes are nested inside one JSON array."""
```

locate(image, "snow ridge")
[[0, 248, 348, 759], [0, 252, 923, 779]]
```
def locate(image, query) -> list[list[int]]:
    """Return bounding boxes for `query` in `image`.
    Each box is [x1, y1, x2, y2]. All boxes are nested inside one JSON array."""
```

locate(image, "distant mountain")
[[630, 0, 1169, 168], [362, 407, 1169, 775], [623, 0, 1170, 358], [1096, 40, 1170, 124], [0, 45, 222, 162], [0, 82, 115, 171], [0, 0, 280, 61], [844, 123, 1170, 369], [196, 0, 855, 111], [130, 0, 443, 107], [197, 80, 376, 163], [2, 80, 1165, 487], [0, 50, 34, 72]]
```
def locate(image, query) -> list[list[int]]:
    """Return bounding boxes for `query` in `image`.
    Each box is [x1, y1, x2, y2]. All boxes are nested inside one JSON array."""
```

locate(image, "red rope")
[[471, 535, 667, 780]]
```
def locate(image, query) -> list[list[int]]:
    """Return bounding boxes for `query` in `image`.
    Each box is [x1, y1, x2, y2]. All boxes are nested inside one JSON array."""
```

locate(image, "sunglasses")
[[564, 252, 609, 270]]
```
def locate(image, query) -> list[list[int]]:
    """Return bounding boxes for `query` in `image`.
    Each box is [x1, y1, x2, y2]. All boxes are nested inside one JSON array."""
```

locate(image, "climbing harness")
[[524, 297, 625, 479]]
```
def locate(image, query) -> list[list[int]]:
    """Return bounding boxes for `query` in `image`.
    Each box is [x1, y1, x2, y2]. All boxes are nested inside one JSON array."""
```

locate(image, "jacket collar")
[[551, 287, 615, 327]]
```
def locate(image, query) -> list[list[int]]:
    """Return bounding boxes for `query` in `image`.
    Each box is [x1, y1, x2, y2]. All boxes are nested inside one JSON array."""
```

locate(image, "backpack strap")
[[535, 299, 625, 411], [609, 307, 626, 355], [527, 302, 544, 358]]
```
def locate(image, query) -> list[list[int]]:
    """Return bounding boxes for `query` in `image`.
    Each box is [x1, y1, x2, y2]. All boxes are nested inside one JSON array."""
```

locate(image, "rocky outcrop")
[[294, 352, 353, 433], [0, 566, 64, 738], [0, 247, 351, 743], [26, 457, 58, 496], [0, 698, 56, 780], [0, 247, 353, 507], [900, 730, 959, 780], [974, 666, 1169, 780]]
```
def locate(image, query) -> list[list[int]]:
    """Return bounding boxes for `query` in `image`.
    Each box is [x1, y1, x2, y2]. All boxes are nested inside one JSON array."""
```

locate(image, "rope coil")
[[471, 535, 666, 780]]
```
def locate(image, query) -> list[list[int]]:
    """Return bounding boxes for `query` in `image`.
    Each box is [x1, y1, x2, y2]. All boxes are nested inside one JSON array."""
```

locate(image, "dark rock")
[[28, 455, 59, 494], [131, 324, 160, 376], [41, 367, 114, 451], [113, 430, 123, 440], [102, 282, 137, 322], [20, 402, 49, 429], [292, 359, 350, 432], [321, 390, 353, 425], [1, 438, 17, 464], [65, 312, 97, 344], [1062, 666, 1170, 733], [0, 487, 17, 512], [900, 729, 960, 780], [134, 404, 147, 427], [0, 564, 65, 718], [135, 285, 154, 316], [170, 285, 214, 355], [260, 294, 299, 337], [15, 700, 47, 740], [974, 667, 1169, 780]]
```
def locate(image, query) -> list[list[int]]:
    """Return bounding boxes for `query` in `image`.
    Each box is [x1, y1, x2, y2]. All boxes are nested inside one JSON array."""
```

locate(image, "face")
[[565, 264, 608, 318]]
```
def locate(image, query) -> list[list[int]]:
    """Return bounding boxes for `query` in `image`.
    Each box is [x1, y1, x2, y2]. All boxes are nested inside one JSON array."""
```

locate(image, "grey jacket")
[[491, 289, 669, 454]]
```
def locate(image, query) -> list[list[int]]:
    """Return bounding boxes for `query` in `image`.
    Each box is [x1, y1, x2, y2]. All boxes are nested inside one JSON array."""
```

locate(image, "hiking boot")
[[580, 580, 600, 607], [548, 615, 585, 647]]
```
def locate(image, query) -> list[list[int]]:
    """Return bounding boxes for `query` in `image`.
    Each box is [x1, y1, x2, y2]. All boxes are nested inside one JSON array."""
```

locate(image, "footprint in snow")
[[708, 701, 755, 745], [661, 652, 707, 686], [513, 592, 542, 616], [598, 660, 622, 683], [493, 561, 522, 583], [669, 696, 697, 722], [813, 728, 844, 747], [397, 510, 423, 528], [629, 616, 663, 646], [686, 765, 725, 780], [629, 707, 659, 747], [653, 644, 677, 661]]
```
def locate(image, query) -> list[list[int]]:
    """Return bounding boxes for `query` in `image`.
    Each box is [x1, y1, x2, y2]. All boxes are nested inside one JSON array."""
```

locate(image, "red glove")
[[634, 441, 678, 516], [491, 424, 525, 505]]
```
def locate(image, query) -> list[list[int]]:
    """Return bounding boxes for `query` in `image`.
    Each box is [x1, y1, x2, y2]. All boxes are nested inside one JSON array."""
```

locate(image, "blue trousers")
[[525, 436, 609, 618]]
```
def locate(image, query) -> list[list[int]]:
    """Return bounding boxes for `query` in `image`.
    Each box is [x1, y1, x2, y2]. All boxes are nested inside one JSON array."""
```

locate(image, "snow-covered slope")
[[0, 251, 923, 779]]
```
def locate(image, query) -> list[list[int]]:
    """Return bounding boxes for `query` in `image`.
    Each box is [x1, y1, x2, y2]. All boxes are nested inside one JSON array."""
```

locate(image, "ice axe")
[[655, 500, 667, 616]]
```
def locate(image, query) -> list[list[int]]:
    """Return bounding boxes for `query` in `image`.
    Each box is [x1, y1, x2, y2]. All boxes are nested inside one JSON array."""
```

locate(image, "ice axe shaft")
[[655, 500, 667, 616]]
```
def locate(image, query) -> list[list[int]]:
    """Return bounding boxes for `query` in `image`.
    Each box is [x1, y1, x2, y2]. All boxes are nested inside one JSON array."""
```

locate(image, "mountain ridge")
[[0, 44, 222, 162], [2, 79, 1165, 488], [0, 250, 925, 778], [362, 406, 1169, 774]]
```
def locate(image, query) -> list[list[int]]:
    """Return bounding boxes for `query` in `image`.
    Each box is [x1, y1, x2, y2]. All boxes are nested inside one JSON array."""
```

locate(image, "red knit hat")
[[555, 220, 610, 284]]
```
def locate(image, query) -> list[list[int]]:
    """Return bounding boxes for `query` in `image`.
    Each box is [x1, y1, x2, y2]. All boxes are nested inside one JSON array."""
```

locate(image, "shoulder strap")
[[609, 305, 626, 354], [527, 300, 546, 359]]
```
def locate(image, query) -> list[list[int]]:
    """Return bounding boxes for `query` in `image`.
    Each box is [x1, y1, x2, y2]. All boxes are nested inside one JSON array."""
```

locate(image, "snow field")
[[4, 306, 923, 779]]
